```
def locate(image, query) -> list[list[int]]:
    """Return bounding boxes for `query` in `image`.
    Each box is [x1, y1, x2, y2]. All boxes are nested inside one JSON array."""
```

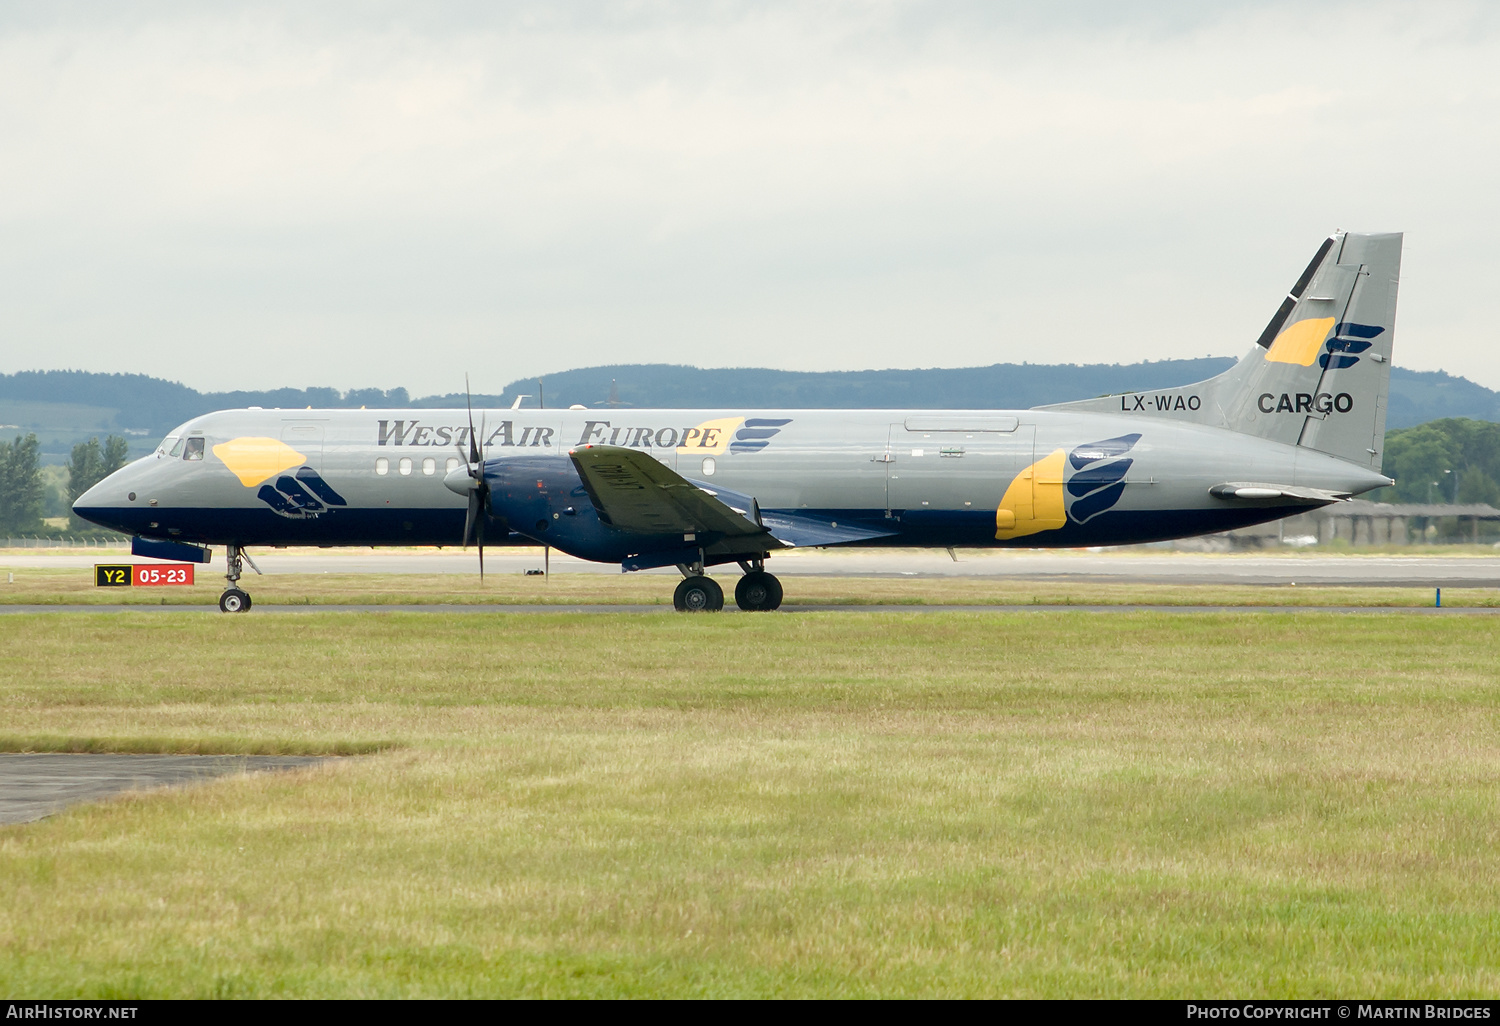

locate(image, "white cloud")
[[1, 1, 1499, 393]]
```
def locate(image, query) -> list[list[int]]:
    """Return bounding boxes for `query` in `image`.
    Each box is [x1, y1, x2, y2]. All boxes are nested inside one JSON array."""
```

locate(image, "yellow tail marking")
[[1265, 317, 1334, 366], [212, 437, 307, 487], [995, 449, 1067, 540]]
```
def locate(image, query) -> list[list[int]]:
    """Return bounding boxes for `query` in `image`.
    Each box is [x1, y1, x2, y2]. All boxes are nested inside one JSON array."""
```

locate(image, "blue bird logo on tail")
[[1319, 322, 1385, 369]]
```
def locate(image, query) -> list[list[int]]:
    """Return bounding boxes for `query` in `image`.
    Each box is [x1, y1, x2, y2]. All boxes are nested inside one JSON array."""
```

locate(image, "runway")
[[0, 603, 1486, 615], [6, 546, 1500, 586], [0, 754, 327, 826]]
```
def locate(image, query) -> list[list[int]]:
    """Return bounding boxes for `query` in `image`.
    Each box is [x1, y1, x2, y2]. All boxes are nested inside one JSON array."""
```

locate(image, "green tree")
[[1458, 467, 1500, 506], [0, 433, 45, 536], [67, 435, 130, 531], [1379, 417, 1500, 540]]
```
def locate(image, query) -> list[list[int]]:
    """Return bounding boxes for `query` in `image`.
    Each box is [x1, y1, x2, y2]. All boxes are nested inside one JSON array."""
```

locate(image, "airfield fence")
[[2, 536, 129, 548]]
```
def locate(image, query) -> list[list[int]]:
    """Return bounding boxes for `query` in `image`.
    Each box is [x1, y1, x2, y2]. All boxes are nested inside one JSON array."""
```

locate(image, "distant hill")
[[4, 361, 1499, 462], [418, 359, 1242, 414]]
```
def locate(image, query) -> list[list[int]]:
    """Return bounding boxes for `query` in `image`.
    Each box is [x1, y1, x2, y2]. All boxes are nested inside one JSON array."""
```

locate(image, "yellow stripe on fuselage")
[[995, 449, 1067, 540]]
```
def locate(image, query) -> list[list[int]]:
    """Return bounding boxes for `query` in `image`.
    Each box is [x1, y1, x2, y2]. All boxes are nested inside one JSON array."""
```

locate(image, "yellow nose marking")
[[1265, 317, 1335, 366], [212, 437, 307, 487]]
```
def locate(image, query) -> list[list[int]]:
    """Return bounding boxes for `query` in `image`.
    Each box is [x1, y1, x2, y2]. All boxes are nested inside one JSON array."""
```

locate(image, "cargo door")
[[270, 419, 344, 516], [281, 420, 324, 472], [888, 415, 1026, 519]]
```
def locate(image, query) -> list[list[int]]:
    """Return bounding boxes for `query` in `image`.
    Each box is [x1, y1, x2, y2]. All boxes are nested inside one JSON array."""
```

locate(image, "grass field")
[[0, 563, 1493, 607], [3, 608, 1500, 997]]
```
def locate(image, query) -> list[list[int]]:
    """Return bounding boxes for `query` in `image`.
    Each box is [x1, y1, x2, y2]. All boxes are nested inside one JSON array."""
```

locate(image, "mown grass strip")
[[0, 735, 394, 756], [2, 609, 1499, 996]]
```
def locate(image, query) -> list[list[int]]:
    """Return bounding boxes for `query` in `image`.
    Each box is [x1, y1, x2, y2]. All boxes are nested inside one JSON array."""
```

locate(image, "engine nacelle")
[[484, 454, 734, 564]]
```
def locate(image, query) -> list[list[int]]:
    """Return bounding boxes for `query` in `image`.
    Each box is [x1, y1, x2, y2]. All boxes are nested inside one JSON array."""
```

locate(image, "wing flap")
[[569, 445, 771, 539], [758, 512, 899, 547]]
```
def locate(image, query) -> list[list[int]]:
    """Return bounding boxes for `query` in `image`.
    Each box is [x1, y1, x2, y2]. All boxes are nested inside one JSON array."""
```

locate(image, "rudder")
[[1036, 231, 1403, 471], [1218, 231, 1402, 469]]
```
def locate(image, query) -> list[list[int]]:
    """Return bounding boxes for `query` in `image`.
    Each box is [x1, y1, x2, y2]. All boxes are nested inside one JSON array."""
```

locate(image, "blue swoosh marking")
[[257, 485, 300, 516], [296, 466, 348, 506], [1067, 458, 1132, 497], [1069, 433, 1141, 471], [275, 476, 324, 511], [1069, 481, 1127, 524]]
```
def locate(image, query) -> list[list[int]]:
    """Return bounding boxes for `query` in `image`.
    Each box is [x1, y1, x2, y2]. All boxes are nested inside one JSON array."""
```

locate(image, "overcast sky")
[[2, 1, 1499, 396]]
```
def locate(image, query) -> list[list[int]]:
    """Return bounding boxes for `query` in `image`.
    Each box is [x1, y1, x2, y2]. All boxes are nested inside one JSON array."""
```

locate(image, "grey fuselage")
[[74, 405, 1391, 557]]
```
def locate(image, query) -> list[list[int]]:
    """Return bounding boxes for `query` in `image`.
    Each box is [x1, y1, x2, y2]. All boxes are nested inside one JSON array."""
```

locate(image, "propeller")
[[458, 376, 492, 579]]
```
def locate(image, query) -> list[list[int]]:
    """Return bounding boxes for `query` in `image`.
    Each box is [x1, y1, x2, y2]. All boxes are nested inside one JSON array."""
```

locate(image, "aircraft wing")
[[569, 445, 780, 541], [757, 512, 899, 547]]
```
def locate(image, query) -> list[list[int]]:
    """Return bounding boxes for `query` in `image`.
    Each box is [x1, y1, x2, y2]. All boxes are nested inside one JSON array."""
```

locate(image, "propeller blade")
[[465, 374, 481, 468], [463, 490, 479, 548], [475, 496, 486, 580]]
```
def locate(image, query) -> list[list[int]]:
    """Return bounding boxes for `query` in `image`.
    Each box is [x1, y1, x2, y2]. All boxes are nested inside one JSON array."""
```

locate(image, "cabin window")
[[183, 437, 205, 461], [701, 457, 716, 476], [445, 457, 460, 474], [399, 457, 413, 476], [375, 457, 389, 476], [421, 457, 436, 476]]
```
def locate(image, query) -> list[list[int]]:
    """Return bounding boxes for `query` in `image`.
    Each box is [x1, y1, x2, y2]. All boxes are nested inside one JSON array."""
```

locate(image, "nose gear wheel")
[[218, 544, 257, 613]]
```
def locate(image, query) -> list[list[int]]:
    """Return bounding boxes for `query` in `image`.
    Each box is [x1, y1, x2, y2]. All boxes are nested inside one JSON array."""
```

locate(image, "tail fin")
[[1040, 231, 1403, 470]]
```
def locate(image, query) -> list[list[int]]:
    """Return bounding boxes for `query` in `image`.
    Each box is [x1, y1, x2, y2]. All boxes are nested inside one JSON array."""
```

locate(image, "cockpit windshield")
[[157, 436, 179, 457], [183, 437, 205, 461]]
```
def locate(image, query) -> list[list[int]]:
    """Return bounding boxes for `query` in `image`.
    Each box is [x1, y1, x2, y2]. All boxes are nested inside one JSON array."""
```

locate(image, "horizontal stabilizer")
[[1208, 482, 1355, 506], [758, 512, 899, 548]]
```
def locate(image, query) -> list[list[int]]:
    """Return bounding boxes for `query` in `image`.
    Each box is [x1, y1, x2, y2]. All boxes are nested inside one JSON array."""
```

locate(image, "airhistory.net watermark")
[[4, 1007, 137, 1020]]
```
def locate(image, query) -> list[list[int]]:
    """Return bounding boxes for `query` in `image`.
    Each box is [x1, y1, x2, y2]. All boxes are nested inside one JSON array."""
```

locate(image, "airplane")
[[74, 231, 1402, 613]]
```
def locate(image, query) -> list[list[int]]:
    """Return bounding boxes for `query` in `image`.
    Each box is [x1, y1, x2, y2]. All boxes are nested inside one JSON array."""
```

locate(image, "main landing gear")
[[673, 575, 723, 612], [671, 557, 783, 613], [218, 544, 260, 614]]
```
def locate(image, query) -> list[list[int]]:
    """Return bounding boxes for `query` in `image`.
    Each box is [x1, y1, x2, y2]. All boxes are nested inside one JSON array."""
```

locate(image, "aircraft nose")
[[72, 464, 147, 532], [74, 475, 123, 512], [444, 465, 479, 497]]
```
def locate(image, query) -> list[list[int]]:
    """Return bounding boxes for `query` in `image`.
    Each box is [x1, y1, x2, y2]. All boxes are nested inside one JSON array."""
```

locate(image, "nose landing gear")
[[218, 544, 259, 613]]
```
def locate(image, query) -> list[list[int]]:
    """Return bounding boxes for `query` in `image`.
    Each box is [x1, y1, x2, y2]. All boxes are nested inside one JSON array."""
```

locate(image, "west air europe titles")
[[376, 420, 728, 450]]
